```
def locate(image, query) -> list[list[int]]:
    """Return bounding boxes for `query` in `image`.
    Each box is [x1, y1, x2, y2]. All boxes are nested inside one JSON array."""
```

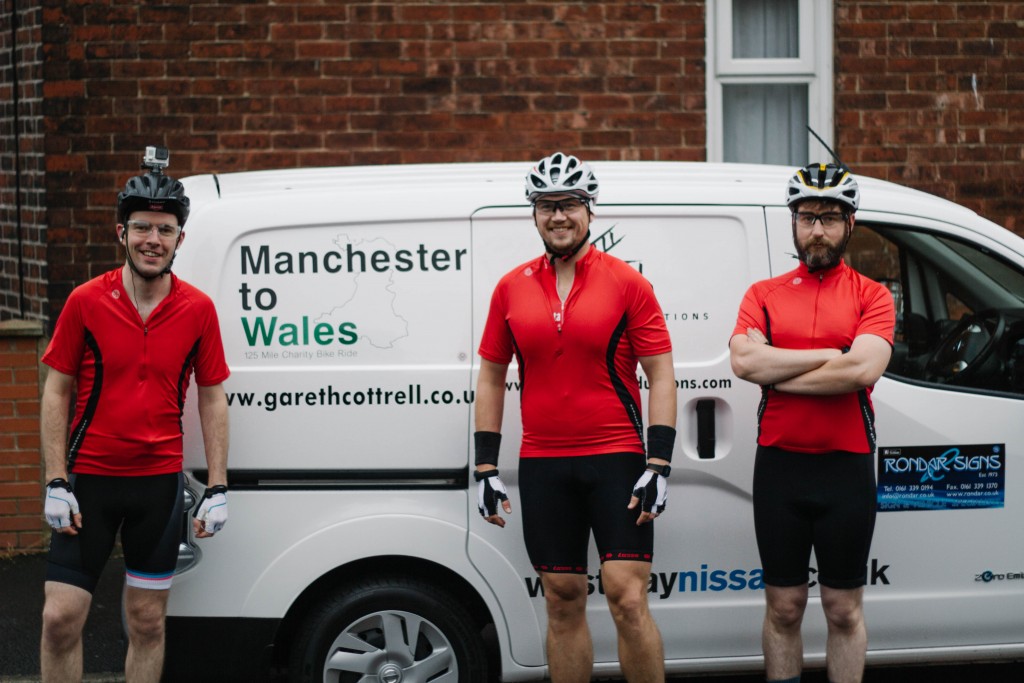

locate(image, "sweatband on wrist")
[[646, 425, 676, 462], [474, 431, 502, 467]]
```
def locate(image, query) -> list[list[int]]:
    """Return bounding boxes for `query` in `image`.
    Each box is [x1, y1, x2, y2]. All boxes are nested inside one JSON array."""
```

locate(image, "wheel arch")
[[272, 554, 497, 671]]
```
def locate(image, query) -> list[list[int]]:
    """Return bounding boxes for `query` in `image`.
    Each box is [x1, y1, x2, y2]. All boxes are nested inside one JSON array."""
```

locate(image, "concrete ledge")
[[0, 319, 44, 337]]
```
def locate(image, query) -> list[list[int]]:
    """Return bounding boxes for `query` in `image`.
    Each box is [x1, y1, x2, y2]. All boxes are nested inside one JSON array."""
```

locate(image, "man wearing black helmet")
[[474, 152, 677, 682], [39, 147, 230, 683], [729, 164, 895, 683]]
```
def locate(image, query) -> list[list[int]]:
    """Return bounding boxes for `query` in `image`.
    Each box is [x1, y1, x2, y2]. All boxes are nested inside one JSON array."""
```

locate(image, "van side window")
[[847, 224, 1024, 397]]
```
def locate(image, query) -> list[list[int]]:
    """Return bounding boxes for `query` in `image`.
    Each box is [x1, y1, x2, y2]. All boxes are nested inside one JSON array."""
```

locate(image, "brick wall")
[[0, 0, 47, 321], [2, 1, 1023, 324], [13, 0, 1024, 325], [34, 0, 707, 326], [836, 2, 1024, 233], [2, 3, 1024, 549], [0, 320, 45, 554]]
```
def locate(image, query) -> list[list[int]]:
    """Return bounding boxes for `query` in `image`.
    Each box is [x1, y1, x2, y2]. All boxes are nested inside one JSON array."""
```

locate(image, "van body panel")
[[169, 162, 1024, 680], [169, 491, 473, 617]]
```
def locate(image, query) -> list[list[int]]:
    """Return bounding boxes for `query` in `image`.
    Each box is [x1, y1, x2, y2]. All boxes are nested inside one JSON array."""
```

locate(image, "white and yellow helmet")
[[786, 163, 860, 213]]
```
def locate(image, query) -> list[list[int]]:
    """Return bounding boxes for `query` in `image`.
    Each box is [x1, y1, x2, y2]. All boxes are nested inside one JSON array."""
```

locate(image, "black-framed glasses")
[[534, 197, 588, 215], [793, 211, 848, 229], [126, 219, 180, 238]]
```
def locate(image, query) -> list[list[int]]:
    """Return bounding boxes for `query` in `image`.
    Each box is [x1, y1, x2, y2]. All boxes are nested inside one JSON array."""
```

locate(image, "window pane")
[[857, 225, 1024, 396], [722, 84, 807, 165], [732, 0, 799, 59]]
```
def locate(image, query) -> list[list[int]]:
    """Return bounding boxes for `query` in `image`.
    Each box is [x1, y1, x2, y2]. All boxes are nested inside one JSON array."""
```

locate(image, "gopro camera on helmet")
[[142, 146, 170, 174]]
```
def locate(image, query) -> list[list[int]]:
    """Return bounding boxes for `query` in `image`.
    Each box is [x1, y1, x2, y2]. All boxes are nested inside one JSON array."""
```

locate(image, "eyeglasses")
[[534, 197, 588, 215], [126, 220, 180, 238], [793, 211, 848, 229]]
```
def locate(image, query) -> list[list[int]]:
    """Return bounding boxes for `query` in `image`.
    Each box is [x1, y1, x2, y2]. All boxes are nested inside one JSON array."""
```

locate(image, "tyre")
[[288, 575, 489, 683]]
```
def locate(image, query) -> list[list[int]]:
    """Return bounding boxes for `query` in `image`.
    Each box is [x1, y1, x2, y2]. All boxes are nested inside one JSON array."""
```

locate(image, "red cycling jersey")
[[732, 259, 895, 454], [479, 247, 672, 457], [42, 269, 230, 476]]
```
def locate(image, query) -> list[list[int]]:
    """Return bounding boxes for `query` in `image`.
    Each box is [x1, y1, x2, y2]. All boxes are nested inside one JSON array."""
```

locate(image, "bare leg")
[[123, 585, 170, 683], [601, 560, 664, 683], [763, 584, 808, 681], [820, 586, 867, 683], [540, 572, 593, 683], [41, 581, 92, 683]]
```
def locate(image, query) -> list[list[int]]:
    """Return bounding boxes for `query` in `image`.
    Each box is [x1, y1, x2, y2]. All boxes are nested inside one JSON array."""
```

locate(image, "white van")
[[166, 162, 1024, 681]]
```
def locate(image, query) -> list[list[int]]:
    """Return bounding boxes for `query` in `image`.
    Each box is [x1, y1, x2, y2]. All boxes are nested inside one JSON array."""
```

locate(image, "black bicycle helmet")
[[117, 150, 190, 227]]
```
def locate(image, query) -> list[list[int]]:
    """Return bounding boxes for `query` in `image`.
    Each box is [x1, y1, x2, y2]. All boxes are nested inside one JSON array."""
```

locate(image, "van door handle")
[[696, 399, 715, 459]]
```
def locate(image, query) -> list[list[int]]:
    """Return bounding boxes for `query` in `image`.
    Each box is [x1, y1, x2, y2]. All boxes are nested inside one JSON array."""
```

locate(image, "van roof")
[[181, 161, 986, 227]]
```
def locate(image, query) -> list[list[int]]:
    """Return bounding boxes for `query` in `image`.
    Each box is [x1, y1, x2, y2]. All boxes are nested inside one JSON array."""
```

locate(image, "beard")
[[540, 227, 591, 261], [795, 228, 850, 272]]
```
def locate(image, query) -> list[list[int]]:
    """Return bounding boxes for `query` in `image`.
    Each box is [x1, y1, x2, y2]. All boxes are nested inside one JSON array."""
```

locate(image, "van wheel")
[[288, 576, 489, 683]]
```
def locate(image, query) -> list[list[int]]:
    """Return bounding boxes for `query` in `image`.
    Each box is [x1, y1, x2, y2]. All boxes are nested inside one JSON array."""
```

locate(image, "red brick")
[[908, 5, 956, 21], [453, 5, 503, 22], [0, 482, 38, 499], [0, 516, 42, 532], [859, 5, 907, 21], [0, 385, 37, 401]]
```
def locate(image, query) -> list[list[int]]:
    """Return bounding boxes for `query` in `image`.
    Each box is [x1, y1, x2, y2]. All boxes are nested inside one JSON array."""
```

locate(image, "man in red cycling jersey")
[[474, 152, 677, 683], [39, 147, 230, 683], [730, 163, 895, 683]]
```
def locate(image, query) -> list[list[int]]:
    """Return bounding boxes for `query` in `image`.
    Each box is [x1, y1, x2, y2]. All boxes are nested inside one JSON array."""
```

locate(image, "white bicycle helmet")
[[525, 152, 599, 203], [786, 163, 860, 213]]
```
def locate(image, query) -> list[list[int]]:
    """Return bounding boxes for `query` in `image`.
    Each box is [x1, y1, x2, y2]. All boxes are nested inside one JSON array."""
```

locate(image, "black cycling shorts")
[[519, 452, 654, 574], [753, 446, 876, 589], [46, 472, 184, 593]]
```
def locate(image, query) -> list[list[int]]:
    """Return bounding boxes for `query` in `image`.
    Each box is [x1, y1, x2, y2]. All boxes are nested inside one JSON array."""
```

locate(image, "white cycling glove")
[[631, 470, 668, 515], [45, 478, 80, 530], [475, 470, 509, 518], [192, 485, 228, 534]]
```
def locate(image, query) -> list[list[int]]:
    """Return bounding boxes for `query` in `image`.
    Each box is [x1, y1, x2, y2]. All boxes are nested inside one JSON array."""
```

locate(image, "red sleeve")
[[41, 291, 86, 376], [856, 279, 896, 345], [731, 284, 766, 340], [624, 271, 671, 357], [194, 296, 231, 386], [478, 277, 514, 364]]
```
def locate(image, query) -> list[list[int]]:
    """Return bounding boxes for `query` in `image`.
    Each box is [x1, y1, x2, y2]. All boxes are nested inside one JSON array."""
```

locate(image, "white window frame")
[[706, 0, 834, 164]]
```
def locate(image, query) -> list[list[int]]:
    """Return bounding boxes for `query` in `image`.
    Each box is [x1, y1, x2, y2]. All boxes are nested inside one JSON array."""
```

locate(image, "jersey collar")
[[796, 257, 848, 279]]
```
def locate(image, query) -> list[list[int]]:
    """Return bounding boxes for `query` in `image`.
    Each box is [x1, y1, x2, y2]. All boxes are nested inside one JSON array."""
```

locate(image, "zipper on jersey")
[[812, 272, 824, 341], [545, 254, 583, 334], [544, 262, 569, 334]]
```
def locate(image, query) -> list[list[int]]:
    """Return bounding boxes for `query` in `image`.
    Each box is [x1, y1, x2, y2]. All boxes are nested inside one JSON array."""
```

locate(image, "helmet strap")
[[547, 229, 591, 265]]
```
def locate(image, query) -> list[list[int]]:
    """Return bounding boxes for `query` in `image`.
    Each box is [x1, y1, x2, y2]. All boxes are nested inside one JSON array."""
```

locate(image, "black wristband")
[[46, 477, 72, 491], [473, 469, 500, 482], [474, 431, 501, 467], [646, 425, 676, 462], [645, 462, 671, 478]]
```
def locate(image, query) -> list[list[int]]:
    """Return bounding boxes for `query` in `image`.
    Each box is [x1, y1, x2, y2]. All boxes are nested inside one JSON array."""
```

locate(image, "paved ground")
[[0, 551, 125, 681], [2, 551, 1022, 682]]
